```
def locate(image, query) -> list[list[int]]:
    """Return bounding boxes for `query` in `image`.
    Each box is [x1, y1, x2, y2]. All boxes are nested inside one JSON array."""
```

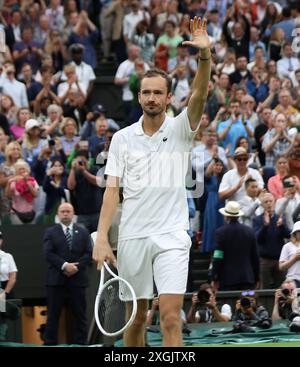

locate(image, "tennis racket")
[[94, 261, 137, 337]]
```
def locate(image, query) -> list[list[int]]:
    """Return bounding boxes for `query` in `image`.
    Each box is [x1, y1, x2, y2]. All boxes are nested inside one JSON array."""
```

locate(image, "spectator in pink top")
[[267, 156, 300, 199], [5, 159, 39, 224], [9, 108, 31, 143]]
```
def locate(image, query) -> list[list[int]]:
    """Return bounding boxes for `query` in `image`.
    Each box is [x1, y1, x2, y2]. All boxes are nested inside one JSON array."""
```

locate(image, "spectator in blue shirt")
[[217, 101, 254, 156]]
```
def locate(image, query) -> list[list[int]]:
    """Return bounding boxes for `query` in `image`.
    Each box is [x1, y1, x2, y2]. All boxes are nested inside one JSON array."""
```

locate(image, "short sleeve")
[[7, 254, 18, 273], [172, 108, 197, 141], [104, 132, 126, 178], [218, 172, 230, 193], [279, 244, 289, 262]]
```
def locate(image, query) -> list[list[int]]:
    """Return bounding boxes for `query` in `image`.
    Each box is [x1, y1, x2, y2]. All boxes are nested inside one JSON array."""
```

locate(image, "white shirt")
[[0, 250, 18, 282], [219, 168, 264, 202], [57, 81, 87, 97], [123, 10, 150, 40], [61, 222, 74, 237], [277, 57, 300, 80], [195, 304, 232, 322], [279, 241, 300, 281], [105, 109, 197, 240], [238, 195, 262, 227], [60, 223, 74, 271], [115, 60, 149, 101], [275, 193, 300, 231], [61, 62, 96, 94], [172, 79, 190, 110], [0, 77, 28, 107]]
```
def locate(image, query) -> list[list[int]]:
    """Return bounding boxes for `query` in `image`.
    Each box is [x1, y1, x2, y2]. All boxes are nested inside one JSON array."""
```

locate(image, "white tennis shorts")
[[117, 231, 192, 300]]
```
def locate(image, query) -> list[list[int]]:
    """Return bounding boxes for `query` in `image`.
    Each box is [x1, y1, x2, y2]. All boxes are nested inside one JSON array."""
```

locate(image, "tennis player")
[[93, 16, 211, 347]]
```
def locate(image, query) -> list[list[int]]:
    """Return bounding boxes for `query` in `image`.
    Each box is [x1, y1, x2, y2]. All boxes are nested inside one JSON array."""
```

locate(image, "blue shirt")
[[217, 118, 253, 156]]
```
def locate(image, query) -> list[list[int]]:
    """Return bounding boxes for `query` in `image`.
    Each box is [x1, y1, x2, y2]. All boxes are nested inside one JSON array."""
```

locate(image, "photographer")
[[67, 152, 104, 232], [272, 279, 298, 320], [232, 290, 272, 329], [187, 283, 232, 323], [79, 104, 119, 141]]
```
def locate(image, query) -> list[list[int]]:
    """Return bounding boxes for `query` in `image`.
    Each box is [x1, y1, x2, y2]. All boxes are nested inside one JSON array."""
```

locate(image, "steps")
[[188, 247, 211, 292]]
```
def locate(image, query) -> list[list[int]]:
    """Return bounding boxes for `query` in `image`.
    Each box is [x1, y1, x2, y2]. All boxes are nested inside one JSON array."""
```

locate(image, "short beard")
[[143, 105, 164, 117]]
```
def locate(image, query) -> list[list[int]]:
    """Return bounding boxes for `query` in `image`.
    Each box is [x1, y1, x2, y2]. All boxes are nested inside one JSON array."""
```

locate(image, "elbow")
[[219, 192, 226, 201]]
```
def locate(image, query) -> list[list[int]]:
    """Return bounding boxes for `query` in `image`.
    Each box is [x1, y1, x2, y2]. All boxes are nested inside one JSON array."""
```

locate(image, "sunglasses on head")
[[235, 157, 248, 161], [241, 290, 255, 297]]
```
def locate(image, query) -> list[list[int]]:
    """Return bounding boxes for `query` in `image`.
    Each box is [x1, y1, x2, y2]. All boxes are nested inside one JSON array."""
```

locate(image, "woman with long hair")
[[0, 95, 18, 126], [9, 108, 31, 143], [260, 2, 279, 44], [201, 158, 225, 253], [268, 155, 291, 199], [44, 29, 68, 73], [0, 141, 23, 222]]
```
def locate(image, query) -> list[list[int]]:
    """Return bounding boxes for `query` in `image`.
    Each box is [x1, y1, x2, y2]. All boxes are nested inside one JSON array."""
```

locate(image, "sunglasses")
[[243, 101, 254, 104], [235, 157, 248, 161], [241, 291, 255, 297]]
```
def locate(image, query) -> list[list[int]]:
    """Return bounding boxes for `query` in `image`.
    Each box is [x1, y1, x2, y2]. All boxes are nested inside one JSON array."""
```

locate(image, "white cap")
[[25, 119, 40, 132], [291, 221, 300, 235]]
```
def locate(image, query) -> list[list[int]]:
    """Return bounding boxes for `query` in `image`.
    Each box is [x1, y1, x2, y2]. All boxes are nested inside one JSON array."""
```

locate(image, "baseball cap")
[[93, 104, 107, 114], [25, 119, 40, 131]]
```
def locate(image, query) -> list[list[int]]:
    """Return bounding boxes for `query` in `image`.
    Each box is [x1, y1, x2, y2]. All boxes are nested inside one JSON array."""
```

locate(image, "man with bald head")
[[43, 203, 92, 345]]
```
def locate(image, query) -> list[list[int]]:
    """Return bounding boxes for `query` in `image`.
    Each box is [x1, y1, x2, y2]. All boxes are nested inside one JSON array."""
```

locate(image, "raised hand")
[[182, 17, 210, 50]]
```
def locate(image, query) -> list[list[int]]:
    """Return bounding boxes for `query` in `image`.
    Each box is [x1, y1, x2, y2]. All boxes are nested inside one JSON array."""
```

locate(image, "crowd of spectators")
[[0, 0, 300, 323]]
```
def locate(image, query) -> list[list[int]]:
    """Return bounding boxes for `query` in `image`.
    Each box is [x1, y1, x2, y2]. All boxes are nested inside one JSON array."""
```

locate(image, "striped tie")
[[65, 227, 72, 250]]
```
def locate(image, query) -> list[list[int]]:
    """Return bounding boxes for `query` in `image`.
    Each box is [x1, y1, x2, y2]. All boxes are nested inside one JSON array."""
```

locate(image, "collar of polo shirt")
[[135, 114, 169, 136]]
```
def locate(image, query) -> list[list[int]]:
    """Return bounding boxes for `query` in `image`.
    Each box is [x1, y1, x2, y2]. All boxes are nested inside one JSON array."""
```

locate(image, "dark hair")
[[283, 41, 292, 49], [254, 45, 264, 52], [245, 178, 257, 188], [50, 159, 65, 168], [164, 20, 176, 29], [140, 68, 172, 94], [235, 136, 249, 151], [282, 6, 291, 18], [40, 64, 54, 75]]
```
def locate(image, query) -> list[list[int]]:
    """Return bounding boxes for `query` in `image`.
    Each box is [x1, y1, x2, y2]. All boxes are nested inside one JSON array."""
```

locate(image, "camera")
[[77, 160, 84, 166], [279, 288, 291, 300], [240, 297, 251, 309], [197, 290, 210, 306], [48, 138, 55, 147]]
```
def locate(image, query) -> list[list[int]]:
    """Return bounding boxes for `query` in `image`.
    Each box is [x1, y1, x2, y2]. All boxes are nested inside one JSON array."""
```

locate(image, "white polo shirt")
[[218, 167, 264, 202], [0, 250, 18, 282], [105, 109, 196, 240]]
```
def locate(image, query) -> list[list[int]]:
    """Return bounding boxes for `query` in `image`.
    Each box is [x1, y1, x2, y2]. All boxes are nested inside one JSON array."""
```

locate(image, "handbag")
[[12, 208, 36, 223]]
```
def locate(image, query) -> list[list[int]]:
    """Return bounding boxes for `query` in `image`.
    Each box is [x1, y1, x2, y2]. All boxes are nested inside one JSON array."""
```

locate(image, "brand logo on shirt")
[[163, 137, 168, 142]]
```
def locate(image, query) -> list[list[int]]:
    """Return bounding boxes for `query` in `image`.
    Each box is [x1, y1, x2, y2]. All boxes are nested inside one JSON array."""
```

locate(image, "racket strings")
[[98, 279, 130, 334]]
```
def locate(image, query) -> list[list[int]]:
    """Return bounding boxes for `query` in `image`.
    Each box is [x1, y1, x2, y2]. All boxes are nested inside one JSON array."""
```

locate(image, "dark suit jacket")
[[43, 223, 92, 287], [211, 221, 260, 288]]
